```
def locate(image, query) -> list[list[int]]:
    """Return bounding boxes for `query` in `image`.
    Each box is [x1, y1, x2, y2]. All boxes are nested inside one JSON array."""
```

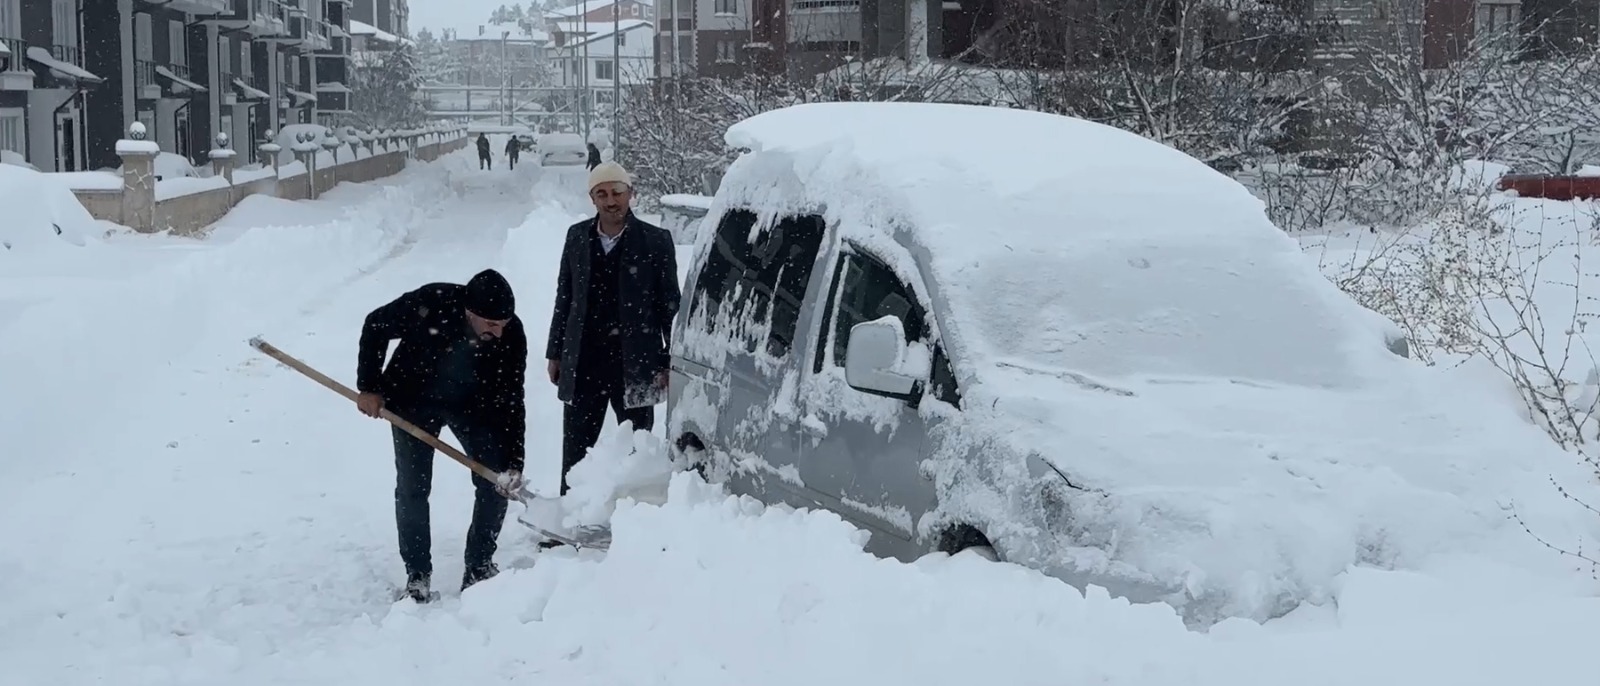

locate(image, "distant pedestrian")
[[505, 136, 521, 170], [544, 162, 680, 528], [586, 142, 602, 171], [355, 269, 528, 601], [477, 133, 492, 170]]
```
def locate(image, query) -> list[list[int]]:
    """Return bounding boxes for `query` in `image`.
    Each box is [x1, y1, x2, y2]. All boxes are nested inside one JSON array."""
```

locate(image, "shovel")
[[247, 336, 612, 551]]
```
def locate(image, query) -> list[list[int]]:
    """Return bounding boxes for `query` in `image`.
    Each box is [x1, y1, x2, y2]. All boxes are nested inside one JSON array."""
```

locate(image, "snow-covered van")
[[663, 102, 1591, 626]]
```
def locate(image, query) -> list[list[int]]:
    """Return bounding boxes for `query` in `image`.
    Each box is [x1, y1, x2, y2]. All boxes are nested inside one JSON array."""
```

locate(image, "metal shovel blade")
[[513, 491, 614, 551]]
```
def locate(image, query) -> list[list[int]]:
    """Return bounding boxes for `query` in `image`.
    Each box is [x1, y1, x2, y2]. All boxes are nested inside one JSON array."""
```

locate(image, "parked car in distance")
[[537, 133, 587, 167], [657, 102, 1560, 628]]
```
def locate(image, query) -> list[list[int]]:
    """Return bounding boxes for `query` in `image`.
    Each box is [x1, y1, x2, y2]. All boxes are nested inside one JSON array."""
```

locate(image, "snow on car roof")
[[722, 102, 1397, 389]]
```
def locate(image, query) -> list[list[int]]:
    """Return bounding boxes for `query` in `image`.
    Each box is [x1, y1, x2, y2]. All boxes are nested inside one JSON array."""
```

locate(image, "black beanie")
[[465, 269, 515, 320]]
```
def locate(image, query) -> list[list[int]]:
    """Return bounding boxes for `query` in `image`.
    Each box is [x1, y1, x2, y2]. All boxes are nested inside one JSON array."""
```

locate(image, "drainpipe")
[[120, 0, 135, 132]]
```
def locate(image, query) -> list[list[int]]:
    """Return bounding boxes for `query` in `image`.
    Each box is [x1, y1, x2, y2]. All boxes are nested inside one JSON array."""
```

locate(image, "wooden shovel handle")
[[249, 336, 514, 491]]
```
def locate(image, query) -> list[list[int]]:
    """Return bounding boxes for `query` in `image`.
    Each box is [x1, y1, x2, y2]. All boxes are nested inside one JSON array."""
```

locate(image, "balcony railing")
[[250, 71, 269, 94], [134, 58, 156, 89], [1, 37, 30, 74], [167, 62, 195, 81], [49, 44, 84, 67]]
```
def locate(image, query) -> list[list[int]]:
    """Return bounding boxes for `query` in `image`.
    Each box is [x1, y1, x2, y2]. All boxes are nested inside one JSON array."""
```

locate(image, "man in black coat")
[[546, 161, 680, 505], [504, 136, 521, 170], [476, 133, 492, 169], [355, 268, 527, 602]]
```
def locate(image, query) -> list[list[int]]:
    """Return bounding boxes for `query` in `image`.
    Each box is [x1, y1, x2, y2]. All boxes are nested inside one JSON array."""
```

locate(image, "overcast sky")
[[409, 0, 527, 37]]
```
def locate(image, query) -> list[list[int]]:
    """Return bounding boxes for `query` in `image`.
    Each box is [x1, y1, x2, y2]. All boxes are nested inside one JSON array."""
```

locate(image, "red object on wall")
[[1496, 174, 1600, 201]]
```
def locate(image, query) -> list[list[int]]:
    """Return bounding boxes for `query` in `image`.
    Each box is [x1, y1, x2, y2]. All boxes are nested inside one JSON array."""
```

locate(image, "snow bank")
[[29, 462, 1593, 685], [713, 102, 1600, 624], [0, 163, 99, 254], [0, 157, 474, 465]]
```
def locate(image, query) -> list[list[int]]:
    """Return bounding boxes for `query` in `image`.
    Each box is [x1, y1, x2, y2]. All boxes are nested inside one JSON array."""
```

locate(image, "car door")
[[672, 207, 830, 513], [791, 244, 961, 559]]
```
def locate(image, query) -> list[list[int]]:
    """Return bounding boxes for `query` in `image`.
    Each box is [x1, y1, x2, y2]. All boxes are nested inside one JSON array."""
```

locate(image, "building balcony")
[[153, 0, 231, 14], [1, 37, 34, 91], [204, 0, 290, 37], [315, 34, 353, 59], [229, 72, 272, 102], [134, 59, 208, 99], [27, 44, 104, 88]]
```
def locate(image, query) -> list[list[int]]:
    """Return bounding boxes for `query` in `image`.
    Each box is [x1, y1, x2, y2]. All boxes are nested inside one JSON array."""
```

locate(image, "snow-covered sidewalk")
[[2, 151, 1598, 685]]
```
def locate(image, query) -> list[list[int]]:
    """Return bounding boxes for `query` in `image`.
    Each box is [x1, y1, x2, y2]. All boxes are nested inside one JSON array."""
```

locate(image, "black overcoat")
[[545, 214, 681, 408]]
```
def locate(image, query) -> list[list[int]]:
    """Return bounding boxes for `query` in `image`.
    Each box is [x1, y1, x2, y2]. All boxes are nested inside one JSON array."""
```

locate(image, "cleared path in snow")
[[0, 151, 589, 678]]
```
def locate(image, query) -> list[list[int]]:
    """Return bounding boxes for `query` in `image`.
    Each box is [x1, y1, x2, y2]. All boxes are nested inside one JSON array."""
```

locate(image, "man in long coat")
[[545, 161, 680, 501]]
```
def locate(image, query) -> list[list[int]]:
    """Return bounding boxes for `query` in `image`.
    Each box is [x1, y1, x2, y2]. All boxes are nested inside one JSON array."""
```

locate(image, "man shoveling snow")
[[354, 268, 528, 602]]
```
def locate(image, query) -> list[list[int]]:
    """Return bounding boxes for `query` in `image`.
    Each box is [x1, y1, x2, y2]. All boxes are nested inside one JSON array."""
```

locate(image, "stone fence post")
[[209, 132, 236, 184], [118, 122, 159, 233], [259, 129, 283, 178]]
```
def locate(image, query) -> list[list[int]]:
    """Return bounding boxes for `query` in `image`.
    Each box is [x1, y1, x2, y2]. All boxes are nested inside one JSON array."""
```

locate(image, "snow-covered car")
[[537, 133, 587, 167], [663, 101, 1583, 626]]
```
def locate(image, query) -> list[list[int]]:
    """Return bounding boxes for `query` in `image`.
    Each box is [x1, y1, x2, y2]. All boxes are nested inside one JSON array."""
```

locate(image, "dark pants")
[[508, 153, 519, 170], [561, 364, 654, 495], [391, 402, 510, 577], [478, 152, 491, 169]]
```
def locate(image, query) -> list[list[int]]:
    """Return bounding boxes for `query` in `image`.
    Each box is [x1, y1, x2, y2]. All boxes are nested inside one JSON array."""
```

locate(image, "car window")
[[688, 209, 826, 359], [815, 248, 961, 407]]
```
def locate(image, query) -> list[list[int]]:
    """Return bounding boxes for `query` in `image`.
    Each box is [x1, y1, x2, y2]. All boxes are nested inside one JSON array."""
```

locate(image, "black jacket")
[[586, 143, 602, 170], [546, 213, 680, 408], [358, 283, 527, 468]]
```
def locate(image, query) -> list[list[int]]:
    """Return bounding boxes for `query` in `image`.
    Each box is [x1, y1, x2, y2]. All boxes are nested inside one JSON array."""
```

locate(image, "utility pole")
[[611, 0, 619, 162], [501, 30, 510, 127]]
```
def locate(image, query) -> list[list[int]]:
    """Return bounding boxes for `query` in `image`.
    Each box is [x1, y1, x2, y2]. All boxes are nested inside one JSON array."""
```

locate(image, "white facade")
[[550, 20, 654, 106]]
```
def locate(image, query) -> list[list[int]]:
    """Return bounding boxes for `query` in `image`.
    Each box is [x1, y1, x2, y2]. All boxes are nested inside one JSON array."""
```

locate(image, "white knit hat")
[[588, 161, 632, 191]]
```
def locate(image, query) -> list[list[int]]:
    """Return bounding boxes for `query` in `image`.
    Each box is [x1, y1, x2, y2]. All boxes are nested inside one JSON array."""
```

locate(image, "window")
[[0, 109, 24, 156], [169, 20, 185, 65], [241, 42, 251, 75], [815, 248, 961, 406], [0, 0, 18, 38], [689, 210, 827, 358], [617, 30, 626, 46], [134, 13, 152, 61], [716, 39, 736, 62], [51, 0, 75, 50], [220, 38, 232, 74], [714, 0, 736, 14], [595, 59, 614, 79]]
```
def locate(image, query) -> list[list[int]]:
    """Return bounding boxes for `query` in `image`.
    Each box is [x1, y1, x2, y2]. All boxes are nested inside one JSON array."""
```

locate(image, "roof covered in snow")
[[349, 19, 415, 46], [548, 18, 651, 39], [544, 0, 641, 18]]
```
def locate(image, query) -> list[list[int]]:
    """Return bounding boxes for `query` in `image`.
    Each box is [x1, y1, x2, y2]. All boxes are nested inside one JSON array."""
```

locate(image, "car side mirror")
[[844, 316, 922, 401]]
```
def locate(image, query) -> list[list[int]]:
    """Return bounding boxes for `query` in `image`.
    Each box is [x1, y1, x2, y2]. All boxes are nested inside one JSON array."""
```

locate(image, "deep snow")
[[1, 146, 1598, 684]]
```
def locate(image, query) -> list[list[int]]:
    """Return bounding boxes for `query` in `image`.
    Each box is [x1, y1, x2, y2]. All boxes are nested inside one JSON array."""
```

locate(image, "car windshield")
[[956, 245, 1376, 389]]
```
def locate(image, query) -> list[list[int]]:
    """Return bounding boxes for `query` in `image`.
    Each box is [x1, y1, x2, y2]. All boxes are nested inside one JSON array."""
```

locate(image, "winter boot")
[[401, 571, 435, 603], [461, 561, 500, 591]]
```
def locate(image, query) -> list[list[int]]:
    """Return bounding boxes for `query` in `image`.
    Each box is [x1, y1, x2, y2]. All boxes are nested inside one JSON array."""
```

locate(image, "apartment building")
[[0, 0, 353, 172], [651, 0, 946, 79], [0, 0, 105, 172], [348, 0, 407, 37], [549, 17, 655, 107]]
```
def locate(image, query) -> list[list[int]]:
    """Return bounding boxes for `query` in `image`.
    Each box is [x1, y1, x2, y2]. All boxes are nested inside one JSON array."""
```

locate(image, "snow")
[[4, 138, 1600, 684], [156, 175, 231, 201], [0, 163, 100, 253], [52, 170, 124, 191], [718, 102, 1600, 624], [660, 193, 713, 210], [116, 140, 162, 155]]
